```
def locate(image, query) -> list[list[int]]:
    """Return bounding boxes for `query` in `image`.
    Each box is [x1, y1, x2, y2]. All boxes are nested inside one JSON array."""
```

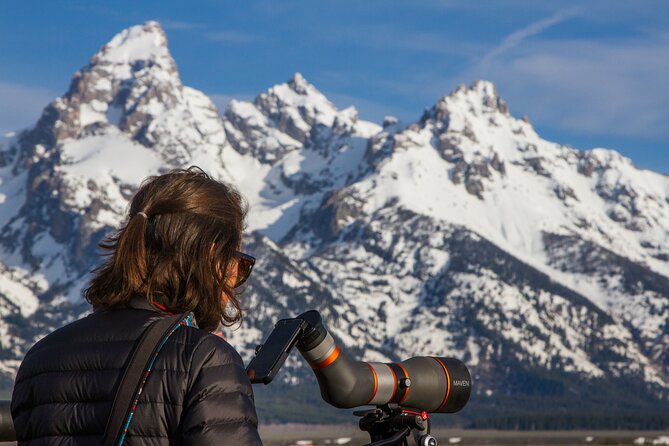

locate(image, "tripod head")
[[355, 405, 438, 446]]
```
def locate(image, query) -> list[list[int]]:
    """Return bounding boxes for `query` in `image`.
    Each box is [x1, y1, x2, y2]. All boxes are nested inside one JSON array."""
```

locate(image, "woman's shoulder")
[[20, 307, 149, 359], [17, 309, 248, 384], [182, 327, 246, 369], [178, 327, 253, 401]]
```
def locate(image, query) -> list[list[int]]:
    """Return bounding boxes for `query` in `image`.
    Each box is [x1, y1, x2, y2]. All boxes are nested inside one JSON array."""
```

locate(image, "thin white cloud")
[[478, 7, 580, 68], [0, 81, 57, 135]]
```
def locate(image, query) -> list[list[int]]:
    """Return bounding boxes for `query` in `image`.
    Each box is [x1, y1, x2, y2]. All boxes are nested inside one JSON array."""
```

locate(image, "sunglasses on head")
[[233, 251, 255, 288]]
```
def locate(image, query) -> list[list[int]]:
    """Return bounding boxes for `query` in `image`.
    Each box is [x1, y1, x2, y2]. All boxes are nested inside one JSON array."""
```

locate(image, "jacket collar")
[[128, 295, 198, 328], [127, 294, 166, 312], [92, 295, 199, 327]]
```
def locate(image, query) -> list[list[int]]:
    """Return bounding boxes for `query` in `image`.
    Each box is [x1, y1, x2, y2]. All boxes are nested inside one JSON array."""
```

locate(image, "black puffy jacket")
[[11, 296, 263, 445]]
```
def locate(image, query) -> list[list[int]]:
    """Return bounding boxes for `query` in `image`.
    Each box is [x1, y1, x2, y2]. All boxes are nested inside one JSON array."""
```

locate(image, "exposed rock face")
[[0, 21, 230, 364], [0, 21, 667, 425]]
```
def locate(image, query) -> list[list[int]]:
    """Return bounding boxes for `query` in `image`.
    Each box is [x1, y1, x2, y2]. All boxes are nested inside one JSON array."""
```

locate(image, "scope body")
[[296, 311, 471, 413]]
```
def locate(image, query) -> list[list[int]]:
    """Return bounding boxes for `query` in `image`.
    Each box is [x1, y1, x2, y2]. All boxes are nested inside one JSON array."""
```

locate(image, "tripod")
[[355, 405, 437, 446]]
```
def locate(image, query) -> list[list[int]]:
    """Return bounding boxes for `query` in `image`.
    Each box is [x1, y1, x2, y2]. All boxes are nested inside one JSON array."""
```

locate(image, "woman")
[[11, 167, 263, 445]]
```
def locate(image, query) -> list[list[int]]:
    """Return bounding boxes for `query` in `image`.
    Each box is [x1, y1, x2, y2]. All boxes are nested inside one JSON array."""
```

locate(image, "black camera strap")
[[101, 311, 189, 446]]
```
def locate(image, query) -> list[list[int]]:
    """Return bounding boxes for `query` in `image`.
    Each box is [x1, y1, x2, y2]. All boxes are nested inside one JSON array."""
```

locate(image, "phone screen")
[[246, 318, 304, 384]]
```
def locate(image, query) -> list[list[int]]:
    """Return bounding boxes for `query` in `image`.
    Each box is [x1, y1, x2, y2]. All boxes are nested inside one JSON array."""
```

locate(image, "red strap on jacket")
[[150, 301, 174, 315]]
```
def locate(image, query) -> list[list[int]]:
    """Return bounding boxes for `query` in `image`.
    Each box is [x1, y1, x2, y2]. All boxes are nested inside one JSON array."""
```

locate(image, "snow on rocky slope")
[[0, 22, 666, 417], [278, 81, 669, 388]]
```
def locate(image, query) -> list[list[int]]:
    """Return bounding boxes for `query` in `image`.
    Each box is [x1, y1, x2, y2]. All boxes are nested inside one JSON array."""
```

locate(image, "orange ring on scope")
[[366, 363, 378, 404], [398, 363, 411, 404], [312, 345, 341, 369], [433, 357, 451, 412]]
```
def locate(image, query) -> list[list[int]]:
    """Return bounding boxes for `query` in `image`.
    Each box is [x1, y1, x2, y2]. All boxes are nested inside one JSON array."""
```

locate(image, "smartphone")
[[246, 318, 305, 384]]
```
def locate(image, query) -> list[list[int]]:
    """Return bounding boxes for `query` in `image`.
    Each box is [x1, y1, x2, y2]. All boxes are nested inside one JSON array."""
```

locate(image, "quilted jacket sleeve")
[[182, 334, 263, 445]]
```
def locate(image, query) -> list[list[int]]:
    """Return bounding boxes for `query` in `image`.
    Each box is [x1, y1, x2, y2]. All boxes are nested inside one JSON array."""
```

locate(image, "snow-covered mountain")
[[0, 21, 667, 425]]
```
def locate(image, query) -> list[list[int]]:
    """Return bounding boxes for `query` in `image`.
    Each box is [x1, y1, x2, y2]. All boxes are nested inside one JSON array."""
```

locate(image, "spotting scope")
[[246, 310, 471, 414]]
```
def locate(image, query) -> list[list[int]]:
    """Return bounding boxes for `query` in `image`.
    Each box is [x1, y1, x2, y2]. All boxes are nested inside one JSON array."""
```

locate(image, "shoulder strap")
[[101, 311, 189, 446]]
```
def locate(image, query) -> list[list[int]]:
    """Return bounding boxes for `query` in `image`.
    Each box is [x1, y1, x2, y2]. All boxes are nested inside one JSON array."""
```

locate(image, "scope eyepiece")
[[296, 310, 328, 351]]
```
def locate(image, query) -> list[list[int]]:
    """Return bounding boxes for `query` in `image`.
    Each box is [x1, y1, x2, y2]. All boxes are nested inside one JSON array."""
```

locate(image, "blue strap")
[[102, 311, 193, 446]]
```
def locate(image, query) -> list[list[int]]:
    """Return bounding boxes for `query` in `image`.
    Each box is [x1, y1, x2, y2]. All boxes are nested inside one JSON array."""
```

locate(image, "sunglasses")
[[233, 251, 255, 288]]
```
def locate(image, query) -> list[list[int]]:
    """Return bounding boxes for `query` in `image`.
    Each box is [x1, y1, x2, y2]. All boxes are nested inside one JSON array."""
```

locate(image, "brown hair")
[[84, 166, 248, 332]]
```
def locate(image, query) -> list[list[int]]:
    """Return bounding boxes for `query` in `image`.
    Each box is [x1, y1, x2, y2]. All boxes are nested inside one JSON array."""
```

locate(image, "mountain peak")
[[422, 80, 512, 130], [265, 72, 335, 110], [246, 73, 341, 143], [92, 21, 172, 68], [10, 20, 223, 177], [12, 20, 186, 155], [287, 72, 310, 95], [446, 80, 509, 116], [471, 79, 498, 96]]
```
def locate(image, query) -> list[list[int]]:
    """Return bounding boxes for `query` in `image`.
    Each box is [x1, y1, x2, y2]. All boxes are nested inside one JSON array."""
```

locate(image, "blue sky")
[[1, 0, 668, 172]]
